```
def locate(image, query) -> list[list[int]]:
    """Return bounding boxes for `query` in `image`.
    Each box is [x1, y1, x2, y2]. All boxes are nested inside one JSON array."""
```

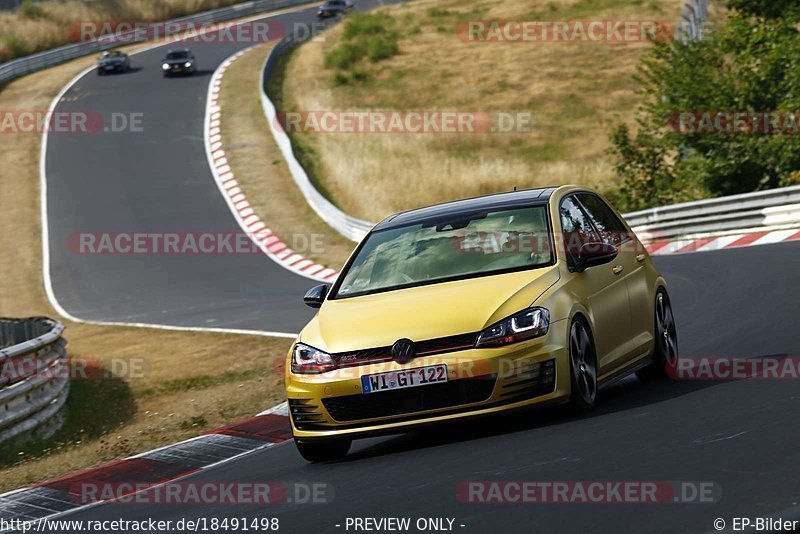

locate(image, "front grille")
[[321, 375, 496, 422], [333, 332, 478, 368]]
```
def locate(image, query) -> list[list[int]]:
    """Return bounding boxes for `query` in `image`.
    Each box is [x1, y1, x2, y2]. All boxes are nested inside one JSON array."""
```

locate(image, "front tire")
[[636, 289, 678, 381], [295, 438, 351, 463], [568, 318, 597, 411]]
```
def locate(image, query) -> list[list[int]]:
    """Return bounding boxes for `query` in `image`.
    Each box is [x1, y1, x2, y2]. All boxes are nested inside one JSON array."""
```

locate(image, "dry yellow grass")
[[0, 37, 290, 492], [0, 0, 247, 62], [218, 44, 355, 269], [280, 0, 685, 222]]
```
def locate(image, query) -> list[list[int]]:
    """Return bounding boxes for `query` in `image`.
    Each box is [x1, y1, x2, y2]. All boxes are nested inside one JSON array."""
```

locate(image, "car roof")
[[373, 187, 556, 231]]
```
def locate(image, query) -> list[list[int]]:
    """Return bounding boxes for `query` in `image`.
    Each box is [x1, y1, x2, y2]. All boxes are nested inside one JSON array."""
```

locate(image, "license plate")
[[361, 364, 448, 394]]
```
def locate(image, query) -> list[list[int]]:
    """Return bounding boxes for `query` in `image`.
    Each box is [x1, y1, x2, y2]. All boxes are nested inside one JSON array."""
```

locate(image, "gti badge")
[[391, 338, 416, 364]]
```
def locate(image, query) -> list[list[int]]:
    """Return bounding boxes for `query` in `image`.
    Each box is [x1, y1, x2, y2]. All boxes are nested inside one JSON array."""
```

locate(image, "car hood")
[[164, 58, 190, 65], [99, 57, 125, 64], [299, 265, 560, 353]]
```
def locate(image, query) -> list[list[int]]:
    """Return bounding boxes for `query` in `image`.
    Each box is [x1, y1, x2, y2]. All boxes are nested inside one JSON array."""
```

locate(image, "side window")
[[560, 196, 599, 258], [576, 193, 629, 246]]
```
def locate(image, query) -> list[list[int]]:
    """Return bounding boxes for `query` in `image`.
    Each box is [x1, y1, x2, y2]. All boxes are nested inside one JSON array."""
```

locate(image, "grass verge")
[[0, 36, 290, 493], [278, 0, 685, 222], [217, 44, 355, 268]]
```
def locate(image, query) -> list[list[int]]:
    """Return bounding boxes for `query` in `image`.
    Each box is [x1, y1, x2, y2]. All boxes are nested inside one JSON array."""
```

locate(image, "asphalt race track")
[[38, 238, 799, 533], [42, 1, 800, 533], [44, 2, 409, 333]]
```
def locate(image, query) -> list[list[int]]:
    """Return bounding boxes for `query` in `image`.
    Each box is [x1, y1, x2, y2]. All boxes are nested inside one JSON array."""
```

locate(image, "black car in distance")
[[161, 49, 197, 77], [318, 0, 353, 19], [97, 50, 130, 75]]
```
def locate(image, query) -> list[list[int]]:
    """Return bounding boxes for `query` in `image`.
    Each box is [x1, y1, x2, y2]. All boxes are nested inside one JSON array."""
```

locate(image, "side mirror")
[[575, 242, 618, 273], [303, 284, 329, 308]]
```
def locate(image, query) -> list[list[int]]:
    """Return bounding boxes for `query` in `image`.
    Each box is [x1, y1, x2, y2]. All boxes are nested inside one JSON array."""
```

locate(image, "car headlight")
[[292, 343, 335, 374], [162, 63, 170, 70], [184, 61, 192, 68], [476, 307, 550, 347]]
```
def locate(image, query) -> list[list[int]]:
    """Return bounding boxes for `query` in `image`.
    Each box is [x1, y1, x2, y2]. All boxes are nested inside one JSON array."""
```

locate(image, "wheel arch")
[[568, 306, 597, 352]]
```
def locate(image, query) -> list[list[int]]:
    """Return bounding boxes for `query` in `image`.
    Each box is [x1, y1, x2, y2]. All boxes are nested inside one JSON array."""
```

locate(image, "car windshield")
[[332, 205, 553, 299], [166, 51, 189, 59], [325, 1, 343, 6], [103, 51, 123, 58]]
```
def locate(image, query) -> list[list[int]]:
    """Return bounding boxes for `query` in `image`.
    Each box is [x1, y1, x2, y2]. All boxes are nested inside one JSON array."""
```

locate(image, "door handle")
[[636, 254, 647, 263], [612, 265, 624, 275]]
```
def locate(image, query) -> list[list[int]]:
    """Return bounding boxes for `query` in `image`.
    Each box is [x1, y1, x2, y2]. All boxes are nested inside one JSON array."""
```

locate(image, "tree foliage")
[[726, 0, 799, 19], [608, 0, 800, 211]]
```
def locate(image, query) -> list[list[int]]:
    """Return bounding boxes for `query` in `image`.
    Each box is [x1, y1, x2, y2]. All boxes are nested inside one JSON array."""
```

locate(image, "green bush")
[[324, 12, 399, 81], [324, 41, 366, 70], [426, 7, 452, 18], [342, 12, 396, 39], [19, 0, 47, 19], [3, 34, 29, 57], [332, 71, 350, 86], [350, 68, 369, 82], [365, 35, 398, 62]]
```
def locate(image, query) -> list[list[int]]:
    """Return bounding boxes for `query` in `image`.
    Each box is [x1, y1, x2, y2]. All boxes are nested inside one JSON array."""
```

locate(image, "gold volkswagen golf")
[[286, 186, 677, 462]]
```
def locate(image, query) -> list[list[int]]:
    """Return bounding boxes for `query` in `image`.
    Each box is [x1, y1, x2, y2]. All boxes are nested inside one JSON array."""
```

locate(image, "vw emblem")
[[391, 338, 416, 364]]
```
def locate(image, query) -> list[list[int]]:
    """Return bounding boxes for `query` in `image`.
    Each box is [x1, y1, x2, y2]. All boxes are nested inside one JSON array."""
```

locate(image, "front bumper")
[[286, 320, 570, 440], [164, 65, 193, 75]]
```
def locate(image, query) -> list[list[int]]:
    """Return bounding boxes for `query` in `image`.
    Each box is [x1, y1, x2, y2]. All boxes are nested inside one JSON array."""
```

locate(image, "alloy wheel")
[[570, 321, 597, 406], [656, 292, 678, 367]]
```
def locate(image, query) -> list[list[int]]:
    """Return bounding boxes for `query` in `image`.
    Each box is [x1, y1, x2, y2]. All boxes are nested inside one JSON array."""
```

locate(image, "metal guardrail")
[[0, 317, 68, 447], [261, 32, 374, 242], [625, 185, 800, 239], [0, 0, 314, 86]]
